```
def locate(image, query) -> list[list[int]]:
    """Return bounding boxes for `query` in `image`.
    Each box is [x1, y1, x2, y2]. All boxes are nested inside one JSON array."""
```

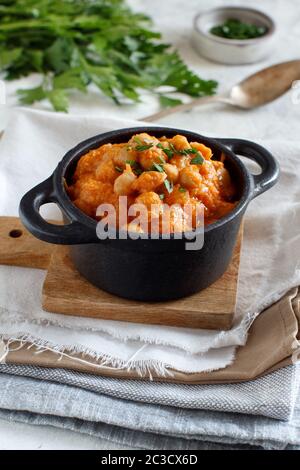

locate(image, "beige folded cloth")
[[5, 287, 300, 384]]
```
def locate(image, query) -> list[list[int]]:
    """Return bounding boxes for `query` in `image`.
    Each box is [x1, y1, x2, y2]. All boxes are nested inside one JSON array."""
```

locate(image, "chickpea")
[[170, 135, 190, 151], [111, 147, 134, 168], [169, 155, 190, 170], [179, 165, 202, 189], [128, 133, 159, 148], [189, 142, 212, 160], [134, 191, 163, 220], [163, 163, 179, 183], [199, 160, 217, 179], [74, 179, 118, 217], [192, 183, 218, 212], [95, 158, 119, 183], [113, 164, 137, 196], [74, 146, 111, 180], [139, 148, 166, 170], [132, 171, 166, 193], [190, 183, 209, 199], [165, 184, 190, 206], [135, 191, 162, 209]]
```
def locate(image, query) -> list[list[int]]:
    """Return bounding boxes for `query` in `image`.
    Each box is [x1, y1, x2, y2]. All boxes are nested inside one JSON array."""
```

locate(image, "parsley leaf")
[[125, 159, 137, 166], [159, 95, 183, 108], [0, 48, 23, 69], [158, 155, 166, 164], [151, 163, 164, 173], [136, 144, 153, 151], [48, 89, 69, 113], [134, 137, 143, 145], [126, 159, 143, 175], [0, 0, 217, 112], [44, 38, 75, 74], [190, 154, 204, 165], [53, 68, 89, 93], [164, 179, 173, 194], [17, 86, 47, 105], [179, 148, 198, 155], [161, 147, 174, 159]]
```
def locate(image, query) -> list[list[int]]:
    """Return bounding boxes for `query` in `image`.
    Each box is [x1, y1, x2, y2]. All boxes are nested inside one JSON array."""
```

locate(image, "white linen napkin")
[[0, 107, 299, 375]]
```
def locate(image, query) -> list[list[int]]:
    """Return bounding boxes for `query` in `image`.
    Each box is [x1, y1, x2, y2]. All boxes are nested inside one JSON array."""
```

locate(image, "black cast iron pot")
[[19, 127, 279, 301]]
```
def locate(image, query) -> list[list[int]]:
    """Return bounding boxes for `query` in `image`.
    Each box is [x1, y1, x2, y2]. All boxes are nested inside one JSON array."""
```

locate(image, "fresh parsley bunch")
[[0, 0, 217, 112]]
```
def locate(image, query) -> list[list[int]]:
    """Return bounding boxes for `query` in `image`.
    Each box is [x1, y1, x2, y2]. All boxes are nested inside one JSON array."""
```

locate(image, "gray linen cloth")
[[0, 368, 299, 449], [0, 363, 299, 421]]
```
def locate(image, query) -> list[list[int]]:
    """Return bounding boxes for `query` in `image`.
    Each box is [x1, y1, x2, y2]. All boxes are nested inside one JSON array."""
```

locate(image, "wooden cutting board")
[[0, 216, 242, 330]]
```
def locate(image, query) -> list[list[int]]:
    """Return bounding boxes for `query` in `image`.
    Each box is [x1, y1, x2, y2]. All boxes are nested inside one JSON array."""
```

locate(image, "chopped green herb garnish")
[[178, 148, 197, 155], [157, 142, 178, 159], [210, 18, 267, 40], [126, 159, 143, 175], [178, 147, 204, 163], [159, 193, 165, 200], [134, 137, 143, 145], [151, 163, 165, 173], [171, 146, 204, 165], [115, 166, 123, 173], [190, 154, 204, 165], [126, 159, 137, 166], [179, 187, 187, 193], [169, 143, 177, 153], [162, 147, 174, 159], [164, 179, 173, 194], [136, 144, 153, 151]]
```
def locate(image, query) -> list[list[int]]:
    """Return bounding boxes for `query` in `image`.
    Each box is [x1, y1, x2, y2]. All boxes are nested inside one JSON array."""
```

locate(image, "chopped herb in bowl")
[[210, 18, 268, 40]]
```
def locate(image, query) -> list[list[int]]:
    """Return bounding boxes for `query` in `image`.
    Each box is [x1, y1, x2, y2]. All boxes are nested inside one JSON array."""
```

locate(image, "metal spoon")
[[142, 60, 300, 122]]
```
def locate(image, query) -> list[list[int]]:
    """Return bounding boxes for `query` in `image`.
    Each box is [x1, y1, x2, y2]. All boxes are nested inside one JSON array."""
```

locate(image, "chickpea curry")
[[67, 133, 237, 234]]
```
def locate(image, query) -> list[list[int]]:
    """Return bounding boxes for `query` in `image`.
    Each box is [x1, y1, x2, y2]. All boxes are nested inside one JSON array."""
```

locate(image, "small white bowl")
[[192, 6, 276, 65]]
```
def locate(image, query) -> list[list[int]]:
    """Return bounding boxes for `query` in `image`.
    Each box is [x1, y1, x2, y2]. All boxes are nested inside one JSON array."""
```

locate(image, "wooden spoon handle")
[[142, 94, 223, 122], [0, 216, 55, 269]]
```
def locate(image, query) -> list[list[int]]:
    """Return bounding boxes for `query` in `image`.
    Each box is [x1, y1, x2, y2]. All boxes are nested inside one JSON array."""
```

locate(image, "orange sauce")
[[67, 133, 237, 233]]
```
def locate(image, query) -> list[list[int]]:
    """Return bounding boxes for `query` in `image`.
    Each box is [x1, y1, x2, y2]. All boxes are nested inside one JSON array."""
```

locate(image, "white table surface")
[[0, 0, 299, 450]]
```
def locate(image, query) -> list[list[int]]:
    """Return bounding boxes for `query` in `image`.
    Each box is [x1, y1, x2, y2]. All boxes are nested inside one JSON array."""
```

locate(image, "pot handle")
[[216, 138, 280, 199], [19, 176, 97, 245]]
